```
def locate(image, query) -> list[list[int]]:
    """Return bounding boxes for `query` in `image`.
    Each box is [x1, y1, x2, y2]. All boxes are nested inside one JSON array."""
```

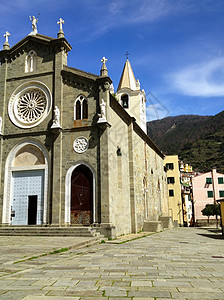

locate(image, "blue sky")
[[0, 0, 224, 121]]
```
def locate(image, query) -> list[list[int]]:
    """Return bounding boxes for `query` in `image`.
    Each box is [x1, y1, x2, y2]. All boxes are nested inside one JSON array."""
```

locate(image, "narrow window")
[[26, 56, 31, 72], [169, 189, 174, 197], [83, 99, 88, 119], [75, 100, 81, 120], [218, 177, 224, 184], [167, 177, 175, 184], [157, 179, 161, 191], [206, 178, 212, 184], [166, 163, 174, 170], [219, 191, 224, 197], [121, 94, 129, 108], [207, 191, 213, 198]]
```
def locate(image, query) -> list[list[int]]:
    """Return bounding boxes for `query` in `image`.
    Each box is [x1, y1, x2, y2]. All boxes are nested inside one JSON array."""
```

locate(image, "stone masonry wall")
[[107, 102, 132, 236], [0, 42, 55, 224], [132, 129, 168, 232]]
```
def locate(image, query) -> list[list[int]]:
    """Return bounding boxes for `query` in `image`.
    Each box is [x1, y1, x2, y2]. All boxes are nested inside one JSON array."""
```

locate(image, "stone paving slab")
[[106, 231, 153, 244], [0, 227, 223, 299], [0, 236, 98, 266], [23, 297, 80, 300]]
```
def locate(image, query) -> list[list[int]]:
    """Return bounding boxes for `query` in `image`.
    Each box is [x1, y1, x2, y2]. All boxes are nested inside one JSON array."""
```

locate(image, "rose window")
[[17, 89, 47, 123], [73, 137, 89, 153], [8, 81, 52, 128]]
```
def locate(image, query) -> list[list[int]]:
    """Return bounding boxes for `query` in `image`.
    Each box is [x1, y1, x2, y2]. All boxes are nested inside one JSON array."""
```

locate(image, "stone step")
[[143, 221, 164, 233], [0, 226, 101, 237]]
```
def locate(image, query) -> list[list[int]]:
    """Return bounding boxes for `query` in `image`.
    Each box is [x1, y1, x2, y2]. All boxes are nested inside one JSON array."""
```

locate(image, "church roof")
[[0, 33, 72, 58], [63, 65, 99, 80], [117, 59, 138, 91]]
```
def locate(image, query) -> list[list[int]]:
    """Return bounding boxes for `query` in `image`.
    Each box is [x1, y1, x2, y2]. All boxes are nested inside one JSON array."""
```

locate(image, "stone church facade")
[[0, 22, 168, 237]]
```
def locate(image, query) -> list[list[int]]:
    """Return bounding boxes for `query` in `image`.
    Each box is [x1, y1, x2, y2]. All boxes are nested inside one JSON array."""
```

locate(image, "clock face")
[[8, 81, 52, 128]]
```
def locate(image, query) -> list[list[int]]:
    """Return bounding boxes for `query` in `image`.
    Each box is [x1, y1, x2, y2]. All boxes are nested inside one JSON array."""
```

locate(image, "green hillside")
[[147, 111, 224, 173]]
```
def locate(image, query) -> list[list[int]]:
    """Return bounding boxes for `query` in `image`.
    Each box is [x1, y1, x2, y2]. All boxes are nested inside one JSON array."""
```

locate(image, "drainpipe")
[[211, 168, 216, 204], [212, 168, 219, 228]]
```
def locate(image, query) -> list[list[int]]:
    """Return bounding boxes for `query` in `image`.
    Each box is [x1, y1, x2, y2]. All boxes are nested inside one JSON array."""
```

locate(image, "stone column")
[[97, 76, 116, 238], [51, 47, 66, 226], [0, 56, 8, 224]]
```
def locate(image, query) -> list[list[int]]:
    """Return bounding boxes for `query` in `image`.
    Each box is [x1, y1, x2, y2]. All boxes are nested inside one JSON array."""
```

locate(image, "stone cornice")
[[6, 71, 54, 82], [2, 125, 101, 139]]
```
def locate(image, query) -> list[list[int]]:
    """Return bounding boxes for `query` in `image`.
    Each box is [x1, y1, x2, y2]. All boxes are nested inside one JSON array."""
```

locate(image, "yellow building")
[[164, 155, 183, 226]]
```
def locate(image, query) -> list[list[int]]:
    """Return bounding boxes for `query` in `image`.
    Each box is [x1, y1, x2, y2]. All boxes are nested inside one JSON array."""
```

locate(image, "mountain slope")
[[147, 110, 224, 173]]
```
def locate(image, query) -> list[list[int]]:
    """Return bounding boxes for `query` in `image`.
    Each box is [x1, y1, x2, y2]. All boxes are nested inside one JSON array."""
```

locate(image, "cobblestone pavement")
[[0, 236, 97, 266], [0, 227, 223, 299]]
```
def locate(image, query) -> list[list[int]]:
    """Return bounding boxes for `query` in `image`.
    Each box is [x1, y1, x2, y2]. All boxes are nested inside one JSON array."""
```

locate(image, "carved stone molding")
[[2, 139, 49, 225], [64, 161, 97, 224], [62, 73, 94, 92]]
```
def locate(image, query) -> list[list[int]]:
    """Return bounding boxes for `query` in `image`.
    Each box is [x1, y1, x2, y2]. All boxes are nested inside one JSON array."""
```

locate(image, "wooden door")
[[71, 165, 93, 225]]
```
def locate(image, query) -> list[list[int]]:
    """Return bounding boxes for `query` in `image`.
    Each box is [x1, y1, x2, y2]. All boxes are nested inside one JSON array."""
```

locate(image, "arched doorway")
[[70, 164, 93, 225], [2, 141, 49, 225]]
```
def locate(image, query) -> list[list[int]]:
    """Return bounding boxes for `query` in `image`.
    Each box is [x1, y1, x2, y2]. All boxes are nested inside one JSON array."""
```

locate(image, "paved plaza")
[[0, 227, 223, 299]]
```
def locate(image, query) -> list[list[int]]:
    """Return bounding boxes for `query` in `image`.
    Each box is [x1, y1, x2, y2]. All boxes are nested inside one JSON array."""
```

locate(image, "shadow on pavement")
[[193, 227, 224, 239], [196, 233, 224, 240]]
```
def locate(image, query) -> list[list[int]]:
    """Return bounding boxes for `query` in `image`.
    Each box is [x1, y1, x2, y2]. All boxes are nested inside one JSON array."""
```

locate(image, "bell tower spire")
[[116, 58, 147, 133]]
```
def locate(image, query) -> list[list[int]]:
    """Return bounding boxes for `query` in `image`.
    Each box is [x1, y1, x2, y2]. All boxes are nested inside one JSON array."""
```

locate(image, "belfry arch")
[[2, 140, 49, 225]]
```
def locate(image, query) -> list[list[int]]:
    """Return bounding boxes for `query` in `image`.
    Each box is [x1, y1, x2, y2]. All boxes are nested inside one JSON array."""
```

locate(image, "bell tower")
[[116, 58, 147, 133]]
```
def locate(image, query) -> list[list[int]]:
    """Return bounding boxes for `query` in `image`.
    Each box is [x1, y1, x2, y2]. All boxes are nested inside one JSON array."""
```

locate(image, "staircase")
[[0, 226, 101, 237]]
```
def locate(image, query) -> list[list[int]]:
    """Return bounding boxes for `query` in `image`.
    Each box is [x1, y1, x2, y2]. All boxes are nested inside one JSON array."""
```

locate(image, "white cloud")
[[169, 57, 224, 97], [81, 0, 195, 42]]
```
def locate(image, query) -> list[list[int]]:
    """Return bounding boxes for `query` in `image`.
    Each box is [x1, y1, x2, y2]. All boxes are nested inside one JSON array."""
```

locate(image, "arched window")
[[121, 94, 129, 108], [76, 100, 81, 120], [158, 179, 161, 192], [83, 99, 88, 119], [74, 95, 88, 120], [25, 50, 37, 73]]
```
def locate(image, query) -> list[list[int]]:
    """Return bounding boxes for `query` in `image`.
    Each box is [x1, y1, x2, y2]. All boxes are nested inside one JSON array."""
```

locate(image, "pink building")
[[192, 169, 224, 223]]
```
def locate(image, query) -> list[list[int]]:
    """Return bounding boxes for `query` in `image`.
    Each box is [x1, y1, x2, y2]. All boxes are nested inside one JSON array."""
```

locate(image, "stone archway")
[[70, 165, 93, 225], [2, 140, 49, 225], [65, 162, 96, 225]]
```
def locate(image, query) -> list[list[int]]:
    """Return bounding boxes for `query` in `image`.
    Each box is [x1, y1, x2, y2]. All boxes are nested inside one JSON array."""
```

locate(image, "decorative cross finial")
[[101, 57, 108, 64], [4, 31, 10, 43], [100, 57, 108, 76], [3, 31, 10, 50], [125, 51, 130, 60], [57, 18, 65, 31]]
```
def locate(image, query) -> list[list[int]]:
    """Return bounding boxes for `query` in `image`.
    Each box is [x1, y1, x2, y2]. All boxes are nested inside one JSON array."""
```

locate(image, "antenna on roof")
[[37, 11, 40, 18]]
